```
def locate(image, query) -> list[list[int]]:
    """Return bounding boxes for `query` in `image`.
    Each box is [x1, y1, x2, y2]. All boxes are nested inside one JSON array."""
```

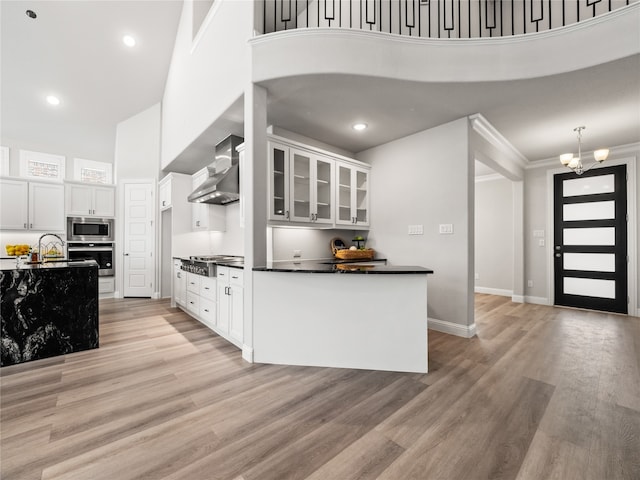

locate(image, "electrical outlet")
[[293, 250, 302, 258], [527, 280, 533, 288], [538, 239, 545, 247]]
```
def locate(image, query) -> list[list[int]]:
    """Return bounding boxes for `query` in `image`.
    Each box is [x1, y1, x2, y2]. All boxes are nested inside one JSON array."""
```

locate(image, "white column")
[[242, 83, 268, 361]]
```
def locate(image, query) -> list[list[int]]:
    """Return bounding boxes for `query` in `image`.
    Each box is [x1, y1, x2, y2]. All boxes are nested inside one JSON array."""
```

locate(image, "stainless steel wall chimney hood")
[[188, 134, 244, 205]]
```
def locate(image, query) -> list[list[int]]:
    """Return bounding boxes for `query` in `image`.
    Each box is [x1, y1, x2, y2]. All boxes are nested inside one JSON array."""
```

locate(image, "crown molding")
[[469, 113, 529, 168]]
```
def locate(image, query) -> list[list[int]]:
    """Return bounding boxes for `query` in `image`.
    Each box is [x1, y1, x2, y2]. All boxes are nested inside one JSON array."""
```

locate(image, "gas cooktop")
[[190, 255, 244, 262], [181, 255, 244, 276]]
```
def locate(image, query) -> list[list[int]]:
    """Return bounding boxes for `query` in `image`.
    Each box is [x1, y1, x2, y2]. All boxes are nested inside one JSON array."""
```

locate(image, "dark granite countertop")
[[0, 258, 98, 272], [253, 260, 433, 274]]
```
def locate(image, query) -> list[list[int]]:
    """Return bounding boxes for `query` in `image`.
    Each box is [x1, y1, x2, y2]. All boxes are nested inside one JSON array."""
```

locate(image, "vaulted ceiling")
[[1, 1, 638, 172]]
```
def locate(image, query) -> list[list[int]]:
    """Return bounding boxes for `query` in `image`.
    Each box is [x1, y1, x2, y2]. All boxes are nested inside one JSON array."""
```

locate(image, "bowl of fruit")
[[5, 244, 30, 257]]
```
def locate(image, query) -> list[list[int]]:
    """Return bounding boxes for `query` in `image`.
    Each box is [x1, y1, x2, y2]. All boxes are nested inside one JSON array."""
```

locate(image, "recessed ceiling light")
[[122, 35, 136, 47], [46, 95, 60, 106], [352, 123, 368, 131]]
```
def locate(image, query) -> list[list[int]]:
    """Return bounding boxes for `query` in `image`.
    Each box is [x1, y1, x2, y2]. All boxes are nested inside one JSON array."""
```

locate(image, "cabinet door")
[[290, 148, 313, 222], [29, 182, 64, 231], [159, 178, 171, 210], [174, 267, 186, 307], [314, 156, 334, 224], [0, 179, 28, 230], [353, 167, 369, 226], [268, 142, 290, 221], [93, 186, 115, 217], [66, 183, 93, 216], [229, 284, 243, 342], [217, 282, 230, 334]]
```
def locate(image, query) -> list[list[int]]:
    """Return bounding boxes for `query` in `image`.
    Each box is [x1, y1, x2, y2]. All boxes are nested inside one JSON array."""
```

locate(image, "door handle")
[[124, 253, 129, 256]]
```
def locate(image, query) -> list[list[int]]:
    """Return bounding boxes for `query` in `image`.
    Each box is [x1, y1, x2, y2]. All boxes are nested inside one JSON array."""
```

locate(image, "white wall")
[[161, 0, 252, 168], [114, 103, 162, 181], [114, 103, 162, 297], [475, 176, 514, 295], [357, 117, 474, 330]]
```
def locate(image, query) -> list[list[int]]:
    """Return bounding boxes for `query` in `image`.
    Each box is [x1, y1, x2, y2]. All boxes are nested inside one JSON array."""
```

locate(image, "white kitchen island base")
[[253, 270, 428, 373]]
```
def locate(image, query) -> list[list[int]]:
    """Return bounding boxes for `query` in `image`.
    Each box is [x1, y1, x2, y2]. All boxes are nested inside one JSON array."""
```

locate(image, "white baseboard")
[[525, 296, 550, 305], [512, 295, 525, 303], [475, 286, 513, 297], [428, 318, 477, 338], [242, 345, 254, 363]]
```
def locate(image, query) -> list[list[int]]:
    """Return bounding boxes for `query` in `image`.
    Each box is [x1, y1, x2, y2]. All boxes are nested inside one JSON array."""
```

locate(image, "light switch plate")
[[439, 224, 454, 234], [533, 230, 545, 238], [408, 224, 424, 235]]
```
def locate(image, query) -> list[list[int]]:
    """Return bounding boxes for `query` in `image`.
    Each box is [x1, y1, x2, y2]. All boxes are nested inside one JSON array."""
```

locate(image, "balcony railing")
[[262, 0, 637, 38]]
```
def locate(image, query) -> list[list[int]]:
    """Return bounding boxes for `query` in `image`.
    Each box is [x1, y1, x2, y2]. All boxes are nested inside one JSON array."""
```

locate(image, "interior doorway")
[[553, 165, 628, 313]]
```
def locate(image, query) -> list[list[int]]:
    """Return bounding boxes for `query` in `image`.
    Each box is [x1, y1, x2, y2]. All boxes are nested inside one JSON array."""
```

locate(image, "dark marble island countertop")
[[1, 259, 99, 367], [0, 258, 99, 272], [253, 259, 433, 274]]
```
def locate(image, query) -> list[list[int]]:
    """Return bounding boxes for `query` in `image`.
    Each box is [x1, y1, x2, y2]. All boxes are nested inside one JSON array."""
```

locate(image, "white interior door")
[[123, 183, 154, 297]]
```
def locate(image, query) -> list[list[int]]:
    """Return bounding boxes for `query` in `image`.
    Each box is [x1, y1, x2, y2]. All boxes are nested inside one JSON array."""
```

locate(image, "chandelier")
[[559, 126, 609, 175]]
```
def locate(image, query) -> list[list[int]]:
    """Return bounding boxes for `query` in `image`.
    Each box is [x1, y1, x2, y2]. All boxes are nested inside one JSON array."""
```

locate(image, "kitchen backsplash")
[[271, 227, 362, 261]]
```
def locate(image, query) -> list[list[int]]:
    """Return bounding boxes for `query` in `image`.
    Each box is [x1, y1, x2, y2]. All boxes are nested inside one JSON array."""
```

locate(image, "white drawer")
[[199, 298, 216, 327], [186, 291, 199, 314], [229, 268, 244, 286], [186, 273, 201, 294], [98, 277, 115, 293], [216, 266, 229, 281], [200, 276, 216, 301]]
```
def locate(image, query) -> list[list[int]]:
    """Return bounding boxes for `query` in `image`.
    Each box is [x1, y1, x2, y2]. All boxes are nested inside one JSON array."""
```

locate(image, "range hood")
[[188, 134, 244, 205]]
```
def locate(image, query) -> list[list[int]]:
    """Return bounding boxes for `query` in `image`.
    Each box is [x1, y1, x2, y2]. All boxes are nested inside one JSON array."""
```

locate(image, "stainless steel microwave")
[[67, 217, 114, 242]]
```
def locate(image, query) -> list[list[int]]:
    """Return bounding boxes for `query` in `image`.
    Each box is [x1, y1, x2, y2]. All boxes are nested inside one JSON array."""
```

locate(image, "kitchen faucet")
[[38, 233, 65, 261]]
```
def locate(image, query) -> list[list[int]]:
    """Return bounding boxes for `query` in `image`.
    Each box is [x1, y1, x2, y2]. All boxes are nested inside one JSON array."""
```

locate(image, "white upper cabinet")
[[335, 162, 369, 228], [66, 182, 115, 217], [0, 178, 64, 231], [289, 148, 334, 224], [268, 136, 368, 228]]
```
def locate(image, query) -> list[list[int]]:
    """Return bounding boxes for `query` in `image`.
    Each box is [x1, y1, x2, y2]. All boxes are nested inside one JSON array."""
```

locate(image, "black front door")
[[553, 165, 628, 314]]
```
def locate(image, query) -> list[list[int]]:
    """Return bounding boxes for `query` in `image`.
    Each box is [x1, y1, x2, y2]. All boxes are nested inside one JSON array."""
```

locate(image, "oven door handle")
[[68, 247, 114, 252]]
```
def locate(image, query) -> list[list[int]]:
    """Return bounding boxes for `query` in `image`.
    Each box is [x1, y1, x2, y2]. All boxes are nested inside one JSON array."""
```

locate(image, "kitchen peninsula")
[[252, 262, 433, 373], [0, 259, 99, 367]]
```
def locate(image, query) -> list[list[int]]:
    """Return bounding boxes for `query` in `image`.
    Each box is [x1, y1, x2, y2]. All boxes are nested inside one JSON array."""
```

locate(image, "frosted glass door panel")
[[316, 159, 332, 221], [564, 253, 615, 272], [272, 146, 286, 217], [338, 165, 352, 222], [292, 152, 311, 220], [563, 201, 615, 221], [563, 174, 614, 197], [563, 227, 615, 245], [564, 277, 616, 299], [356, 170, 368, 223]]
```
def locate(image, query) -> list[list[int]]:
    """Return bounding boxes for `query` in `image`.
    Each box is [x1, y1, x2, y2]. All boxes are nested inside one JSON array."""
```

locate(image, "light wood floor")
[[1, 295, 639, 479]]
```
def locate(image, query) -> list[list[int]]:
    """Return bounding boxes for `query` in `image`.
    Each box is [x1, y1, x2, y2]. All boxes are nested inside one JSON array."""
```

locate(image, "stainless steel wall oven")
[[67, 242, 114, 276]]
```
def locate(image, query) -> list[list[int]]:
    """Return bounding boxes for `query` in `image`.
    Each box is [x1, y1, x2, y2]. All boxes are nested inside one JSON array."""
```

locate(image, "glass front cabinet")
[[268, 141, 335, 225], [336, 162, 369, 227], [268, 138, 368, 228]]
